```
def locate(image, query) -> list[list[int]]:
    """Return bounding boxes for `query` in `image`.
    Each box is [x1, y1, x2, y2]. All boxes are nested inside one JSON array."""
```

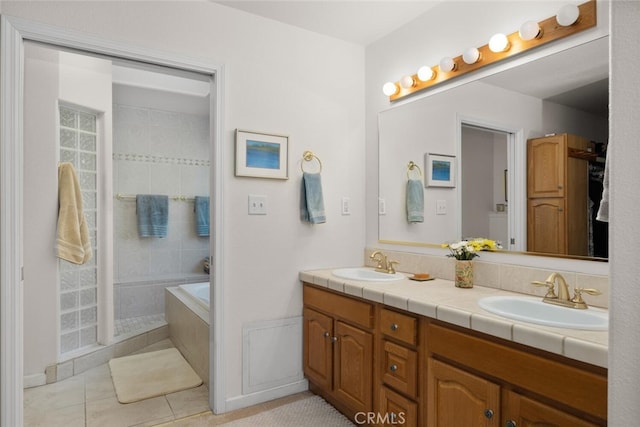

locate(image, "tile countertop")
[[299, 269, 608, 369]]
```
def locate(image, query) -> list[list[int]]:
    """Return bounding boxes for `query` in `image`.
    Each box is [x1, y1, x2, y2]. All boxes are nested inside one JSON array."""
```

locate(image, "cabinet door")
[[303, 307, 333, 390], [334, 320, 373, 413], [527, 198, 566, 254], [527, 135, 566, 198], [427, 358, 500, 427], [504, 390, 601, 427]]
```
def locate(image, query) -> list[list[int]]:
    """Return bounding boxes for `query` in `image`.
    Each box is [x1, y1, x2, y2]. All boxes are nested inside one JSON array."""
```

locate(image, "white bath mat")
[[109, 347, 202, 404]]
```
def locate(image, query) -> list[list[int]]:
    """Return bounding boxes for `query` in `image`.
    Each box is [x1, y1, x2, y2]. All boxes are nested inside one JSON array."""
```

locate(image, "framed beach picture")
[[235, 129, 289, 179], [425, 153, 456, 187]]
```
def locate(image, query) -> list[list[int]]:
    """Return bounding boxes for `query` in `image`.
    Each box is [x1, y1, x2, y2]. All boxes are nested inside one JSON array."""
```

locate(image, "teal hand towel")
[[136, 194, 169, 237], [194, 196, 210, 236], [406, 178, 424, 223], [300, 172, 326, 224]]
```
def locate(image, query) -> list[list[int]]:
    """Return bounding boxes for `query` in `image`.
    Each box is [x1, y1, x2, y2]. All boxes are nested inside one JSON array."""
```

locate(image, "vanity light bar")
[[386, 0, 596, 102]]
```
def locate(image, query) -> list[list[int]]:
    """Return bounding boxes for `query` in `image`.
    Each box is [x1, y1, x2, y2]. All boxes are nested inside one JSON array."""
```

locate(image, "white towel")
[[56, 163, 92, 264], [596, 152, 609, 222]]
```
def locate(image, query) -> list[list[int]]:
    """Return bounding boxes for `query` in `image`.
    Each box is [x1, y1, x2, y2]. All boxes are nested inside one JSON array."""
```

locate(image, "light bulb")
[[556, 4, 580, 26], [399, 75, 415, 89], [489, 33, 510, 53], [417, 66, 435, 81], [439, 57, 456, 72], [462, 47, 480, 65], [519, 21, 542, 40], [382, 81, 398, 96]]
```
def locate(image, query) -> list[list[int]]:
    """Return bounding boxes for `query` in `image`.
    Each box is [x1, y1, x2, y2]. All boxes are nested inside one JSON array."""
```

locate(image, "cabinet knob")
[[558, 207, 564, 212], [506, 420, 517, 427], [558, 185, 563, 189], [484, 409, 494, 419], [323, 332, 330, 338], [330, 336, 338, 342], [390, 323, 399, 331], [389, 364, 398, 372]]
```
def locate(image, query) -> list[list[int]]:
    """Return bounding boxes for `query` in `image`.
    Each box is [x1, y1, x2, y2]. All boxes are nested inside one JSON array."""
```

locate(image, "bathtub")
[[178, 282, 210, 310], [166, 282, 210, 385]]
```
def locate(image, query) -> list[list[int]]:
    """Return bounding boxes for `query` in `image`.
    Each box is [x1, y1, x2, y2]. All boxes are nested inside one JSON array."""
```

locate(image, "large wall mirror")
[[378, 36, 609, 260]]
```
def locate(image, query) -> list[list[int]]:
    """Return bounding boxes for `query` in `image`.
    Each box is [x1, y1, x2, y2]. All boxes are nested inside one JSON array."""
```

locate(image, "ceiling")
[[212, 1, 442, 46]]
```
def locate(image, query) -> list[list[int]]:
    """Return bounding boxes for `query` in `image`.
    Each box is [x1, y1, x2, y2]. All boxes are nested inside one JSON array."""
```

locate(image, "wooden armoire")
[[527, 133, 592, 256]]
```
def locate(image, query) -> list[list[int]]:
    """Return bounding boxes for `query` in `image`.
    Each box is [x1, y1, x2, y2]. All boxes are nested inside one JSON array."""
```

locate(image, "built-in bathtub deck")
[[165, 286, 210, 386]]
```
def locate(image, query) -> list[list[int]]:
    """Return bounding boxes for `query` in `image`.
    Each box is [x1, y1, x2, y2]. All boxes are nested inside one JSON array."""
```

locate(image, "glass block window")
[[59, 105, 99, 355]]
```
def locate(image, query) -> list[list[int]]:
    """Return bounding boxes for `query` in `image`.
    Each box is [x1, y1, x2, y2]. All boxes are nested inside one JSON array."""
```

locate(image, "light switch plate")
[[248, 194, 267, 215], [436, 199, 447, 215], [341, 197, 351, 215]]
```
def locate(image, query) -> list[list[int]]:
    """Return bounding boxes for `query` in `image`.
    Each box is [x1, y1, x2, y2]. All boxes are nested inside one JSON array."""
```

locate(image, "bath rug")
[[219, 395, 355, 426], [109, 347, 202, 404]]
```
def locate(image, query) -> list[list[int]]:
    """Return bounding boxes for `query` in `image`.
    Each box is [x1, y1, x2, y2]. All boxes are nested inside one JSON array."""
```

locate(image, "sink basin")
[[332, 267, 404, 282], [478, 296, 608, 330]]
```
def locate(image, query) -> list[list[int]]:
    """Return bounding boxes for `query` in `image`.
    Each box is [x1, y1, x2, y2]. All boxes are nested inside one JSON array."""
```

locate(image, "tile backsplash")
[[365, 248, 609, 309]]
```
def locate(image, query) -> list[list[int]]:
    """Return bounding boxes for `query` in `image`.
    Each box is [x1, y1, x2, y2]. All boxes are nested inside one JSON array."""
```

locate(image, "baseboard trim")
[[224, 379, 309, 413], [23, 373, 46, 389]]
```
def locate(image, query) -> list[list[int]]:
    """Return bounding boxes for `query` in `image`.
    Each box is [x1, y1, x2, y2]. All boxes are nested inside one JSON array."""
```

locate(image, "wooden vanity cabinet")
[[426, 321, 607, 426], [303, 285, 374, 419], [527, 133, 592, 255], [303, 284, 607, 426], [378, 308, 420, 427]]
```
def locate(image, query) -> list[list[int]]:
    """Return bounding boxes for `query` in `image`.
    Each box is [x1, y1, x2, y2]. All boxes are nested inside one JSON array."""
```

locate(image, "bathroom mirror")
[[378, 36, 609, 260]]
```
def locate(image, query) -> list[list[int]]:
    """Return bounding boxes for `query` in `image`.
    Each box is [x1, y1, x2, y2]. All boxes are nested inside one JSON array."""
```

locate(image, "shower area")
[[22, 41, 212, 386]]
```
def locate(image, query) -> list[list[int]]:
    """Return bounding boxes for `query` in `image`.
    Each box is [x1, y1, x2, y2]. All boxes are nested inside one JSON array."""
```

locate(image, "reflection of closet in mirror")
[[461, 125, 510, 248]]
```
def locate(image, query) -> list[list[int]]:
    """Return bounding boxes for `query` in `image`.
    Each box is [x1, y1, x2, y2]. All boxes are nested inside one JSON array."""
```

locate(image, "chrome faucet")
[[369, 250, 399, 274], [532, 272, 601, 309]]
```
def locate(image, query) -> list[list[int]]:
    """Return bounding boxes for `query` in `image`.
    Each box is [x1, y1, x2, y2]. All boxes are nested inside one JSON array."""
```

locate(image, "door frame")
[[456, 115, 526, 252], [0, 15, 226, 425]]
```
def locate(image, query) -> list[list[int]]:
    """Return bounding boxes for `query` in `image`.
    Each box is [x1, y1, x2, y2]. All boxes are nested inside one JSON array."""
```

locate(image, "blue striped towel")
[[136, 194, 169, 238]]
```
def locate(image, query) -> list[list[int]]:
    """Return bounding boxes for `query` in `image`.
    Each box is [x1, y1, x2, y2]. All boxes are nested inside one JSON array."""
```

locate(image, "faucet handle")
[[571, 287, 602, 306], [531, 280, 557, 298], [388, 260, 399, 274]]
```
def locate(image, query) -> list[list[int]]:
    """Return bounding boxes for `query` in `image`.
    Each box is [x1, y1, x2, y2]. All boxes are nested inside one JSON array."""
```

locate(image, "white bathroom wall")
[[2, 0, 365, 405], [609, 2, 640, 424], [22, 42, 113, 382]]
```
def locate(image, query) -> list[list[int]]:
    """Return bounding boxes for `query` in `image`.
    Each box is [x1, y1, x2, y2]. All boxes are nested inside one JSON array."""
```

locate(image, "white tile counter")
[[300, 268, 608, 368]]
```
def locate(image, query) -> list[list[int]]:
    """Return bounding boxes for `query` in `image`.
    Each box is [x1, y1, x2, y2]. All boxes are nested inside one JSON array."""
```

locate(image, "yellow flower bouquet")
[[442, 238, 502, 260]]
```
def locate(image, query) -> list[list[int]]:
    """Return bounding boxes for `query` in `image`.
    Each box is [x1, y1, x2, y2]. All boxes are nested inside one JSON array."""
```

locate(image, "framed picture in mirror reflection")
[[426, 153, 456, 188]]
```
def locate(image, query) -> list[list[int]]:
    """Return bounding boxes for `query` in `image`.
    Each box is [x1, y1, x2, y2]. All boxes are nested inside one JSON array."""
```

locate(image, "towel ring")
[[301, 150, 323, 173], [407, 161, 422, 179]]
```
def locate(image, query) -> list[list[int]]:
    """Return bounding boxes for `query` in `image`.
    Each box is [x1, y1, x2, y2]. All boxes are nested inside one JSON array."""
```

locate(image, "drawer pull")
[[484, 409, 494, 419], [390, 323, 399, 331], [389, 364, 398, 372]]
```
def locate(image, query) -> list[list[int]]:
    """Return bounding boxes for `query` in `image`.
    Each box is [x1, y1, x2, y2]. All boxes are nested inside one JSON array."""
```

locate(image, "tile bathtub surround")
[[364, 247, 610, 309], [113, 103, 210, 285]]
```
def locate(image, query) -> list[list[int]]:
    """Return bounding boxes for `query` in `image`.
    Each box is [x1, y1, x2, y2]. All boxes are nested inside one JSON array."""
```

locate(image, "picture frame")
[[425, 153, 456, 188], [235, 129, 289, 180]]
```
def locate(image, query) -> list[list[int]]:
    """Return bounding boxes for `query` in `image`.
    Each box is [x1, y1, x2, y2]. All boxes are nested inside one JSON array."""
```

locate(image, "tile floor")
[[24, 339, 210, 427], [25, 337, 314, 427]]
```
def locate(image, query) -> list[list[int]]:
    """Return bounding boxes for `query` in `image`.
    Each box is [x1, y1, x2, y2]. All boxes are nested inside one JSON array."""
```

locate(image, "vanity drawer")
[[303, 284, 374, 329], [379, 386, 418, 427], [381, 340, 418, 398], [380, 308, 417, 345]]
